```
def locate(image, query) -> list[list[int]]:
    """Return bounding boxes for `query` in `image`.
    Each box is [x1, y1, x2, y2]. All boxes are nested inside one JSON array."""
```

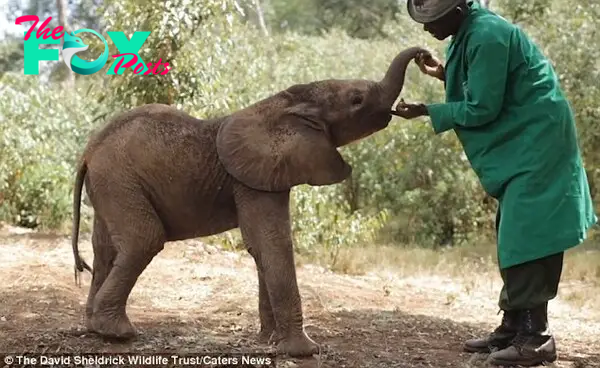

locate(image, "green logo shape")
[[62, 29, 109, 75]]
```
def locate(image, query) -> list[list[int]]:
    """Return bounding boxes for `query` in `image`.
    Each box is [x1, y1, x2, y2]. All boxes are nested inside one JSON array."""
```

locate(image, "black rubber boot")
[[463, 309, 519, 353], [487, 303, 558, 366]]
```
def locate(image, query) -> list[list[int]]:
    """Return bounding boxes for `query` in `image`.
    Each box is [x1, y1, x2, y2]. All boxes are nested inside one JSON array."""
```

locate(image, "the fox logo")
[[60, 29, 108, 75], [61, 32, 89, 71], [15, 15, 166, 76]]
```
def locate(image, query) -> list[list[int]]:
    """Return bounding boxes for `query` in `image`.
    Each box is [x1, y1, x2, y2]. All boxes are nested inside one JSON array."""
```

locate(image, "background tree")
[[0, 0, 597, 266], [55, 0, 74, 88]]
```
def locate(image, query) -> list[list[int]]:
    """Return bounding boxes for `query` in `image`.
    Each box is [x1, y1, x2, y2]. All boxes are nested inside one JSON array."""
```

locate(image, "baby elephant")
[[71, 46, 426, 357]]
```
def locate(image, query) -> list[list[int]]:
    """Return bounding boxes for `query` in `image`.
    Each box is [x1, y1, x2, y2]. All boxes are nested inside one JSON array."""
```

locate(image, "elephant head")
[[216, 46, 426, 192]]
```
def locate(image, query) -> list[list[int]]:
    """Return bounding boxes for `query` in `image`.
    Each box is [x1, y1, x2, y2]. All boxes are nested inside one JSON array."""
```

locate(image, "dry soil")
[[1, 226, 599, 368]]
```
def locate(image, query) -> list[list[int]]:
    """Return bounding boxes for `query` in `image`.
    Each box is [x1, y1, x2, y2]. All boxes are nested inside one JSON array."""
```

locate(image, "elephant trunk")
[[378, 46, 426, 107]]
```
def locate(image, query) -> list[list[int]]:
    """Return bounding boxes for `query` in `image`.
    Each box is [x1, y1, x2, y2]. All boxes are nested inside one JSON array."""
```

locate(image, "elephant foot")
[[85, 313, 95, 333], [90, 310, 136, 341], [276, 331, 320, 357], [258, 327, 276, 343]]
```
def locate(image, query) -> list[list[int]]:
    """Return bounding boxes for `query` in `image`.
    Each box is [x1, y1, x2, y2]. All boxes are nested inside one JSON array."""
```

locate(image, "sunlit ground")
[[1, 223, 598, 367]]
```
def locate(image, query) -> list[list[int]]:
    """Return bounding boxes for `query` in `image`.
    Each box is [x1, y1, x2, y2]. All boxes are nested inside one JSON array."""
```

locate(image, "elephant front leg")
[[235, 186, 319, 357], [260, 245, 319, 357], [246, 246, 277, 342], [258, 272, 277, 342], [257, 270, 277, 342]]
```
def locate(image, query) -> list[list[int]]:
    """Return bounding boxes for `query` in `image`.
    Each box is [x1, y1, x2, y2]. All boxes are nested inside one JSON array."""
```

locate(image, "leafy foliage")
[[262, 0, 402, 39], [0, 0, 598, 262], [0, 74, 99, 228]]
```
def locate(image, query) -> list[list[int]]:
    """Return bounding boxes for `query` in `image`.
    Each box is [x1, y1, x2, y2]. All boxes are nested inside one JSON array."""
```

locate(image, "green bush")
[[0, 74, 101, 229], [0, 0, 598, 263]]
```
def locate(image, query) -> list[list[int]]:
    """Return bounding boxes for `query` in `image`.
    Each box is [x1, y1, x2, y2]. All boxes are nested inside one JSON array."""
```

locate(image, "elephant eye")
[[351, 95, 363, 105]]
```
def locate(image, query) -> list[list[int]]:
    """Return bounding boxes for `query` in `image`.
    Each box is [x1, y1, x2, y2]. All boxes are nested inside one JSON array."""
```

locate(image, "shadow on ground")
[[1, 232, 598, 368], [1, 286, 597, 368]]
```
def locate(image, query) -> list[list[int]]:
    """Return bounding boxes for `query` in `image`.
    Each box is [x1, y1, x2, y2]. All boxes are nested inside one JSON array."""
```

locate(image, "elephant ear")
[[216, 101, 352, 192]]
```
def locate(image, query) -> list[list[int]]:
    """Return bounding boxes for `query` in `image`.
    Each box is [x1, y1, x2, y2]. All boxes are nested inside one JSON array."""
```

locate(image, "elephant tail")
[[72, 159, 92, 286]]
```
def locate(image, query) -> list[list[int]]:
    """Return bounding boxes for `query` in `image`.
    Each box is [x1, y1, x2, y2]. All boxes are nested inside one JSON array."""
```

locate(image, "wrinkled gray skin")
[[71, 46, 426, 357]]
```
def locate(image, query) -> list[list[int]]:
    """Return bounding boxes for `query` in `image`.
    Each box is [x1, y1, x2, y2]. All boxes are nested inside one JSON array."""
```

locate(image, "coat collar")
[[446, 1, 482, 60]]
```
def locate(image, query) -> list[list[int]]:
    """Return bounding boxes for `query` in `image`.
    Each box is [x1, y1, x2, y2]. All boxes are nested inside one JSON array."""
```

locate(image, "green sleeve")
[[426, 32, 511, 134]]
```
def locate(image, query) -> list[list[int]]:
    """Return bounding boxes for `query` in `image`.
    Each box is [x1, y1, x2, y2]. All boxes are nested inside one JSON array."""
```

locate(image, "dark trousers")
[[495, 208, 565, 311]]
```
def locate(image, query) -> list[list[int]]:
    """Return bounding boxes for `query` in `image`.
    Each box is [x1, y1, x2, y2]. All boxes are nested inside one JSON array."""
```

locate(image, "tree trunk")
[[56, 0, 75, 89], [253, 0, 269, 36]]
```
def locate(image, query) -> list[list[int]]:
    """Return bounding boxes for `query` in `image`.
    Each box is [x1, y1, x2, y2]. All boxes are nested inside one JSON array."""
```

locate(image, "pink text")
[[15, 15, 64, 41], [112, 53, 171, 75]]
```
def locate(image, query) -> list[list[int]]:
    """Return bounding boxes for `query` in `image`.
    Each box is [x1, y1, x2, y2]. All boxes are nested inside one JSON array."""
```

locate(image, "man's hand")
[[392, 99, 429, 119], [415, 50, 445, 82]]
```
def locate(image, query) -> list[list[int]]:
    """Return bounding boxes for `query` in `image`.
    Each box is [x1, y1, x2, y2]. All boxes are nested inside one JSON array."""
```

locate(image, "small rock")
[[278, 362, 298, 368]]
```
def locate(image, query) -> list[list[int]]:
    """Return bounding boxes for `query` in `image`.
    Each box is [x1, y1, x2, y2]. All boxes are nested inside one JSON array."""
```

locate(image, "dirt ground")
[[1, 227, 599, 368]]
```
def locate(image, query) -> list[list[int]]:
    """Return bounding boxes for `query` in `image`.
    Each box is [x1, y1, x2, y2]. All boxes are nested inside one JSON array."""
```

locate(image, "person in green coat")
[[395, 0, 598, 366]]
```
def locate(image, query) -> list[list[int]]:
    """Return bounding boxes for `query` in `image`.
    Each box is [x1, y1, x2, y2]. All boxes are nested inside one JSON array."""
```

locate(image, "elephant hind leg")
[[89, 195, 166, 340], [85, 215, 117, 332]]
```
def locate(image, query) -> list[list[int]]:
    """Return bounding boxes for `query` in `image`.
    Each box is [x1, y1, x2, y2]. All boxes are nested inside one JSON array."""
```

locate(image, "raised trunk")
[[379, 46, 425, 107]]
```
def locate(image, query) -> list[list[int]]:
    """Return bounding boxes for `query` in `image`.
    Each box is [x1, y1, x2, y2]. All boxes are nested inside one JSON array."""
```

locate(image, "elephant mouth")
[[374, 110, 393, 128], [348, 112, 392, 143]]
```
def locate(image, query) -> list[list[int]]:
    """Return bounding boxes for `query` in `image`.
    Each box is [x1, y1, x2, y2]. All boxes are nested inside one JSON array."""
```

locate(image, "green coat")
[[426, 1, 598, 269]]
